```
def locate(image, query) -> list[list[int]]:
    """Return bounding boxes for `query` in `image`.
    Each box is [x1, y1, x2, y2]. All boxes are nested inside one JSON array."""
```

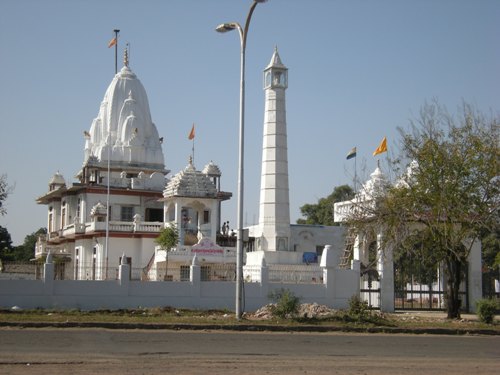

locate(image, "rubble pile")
[[249, 303, 337, 320], [298, 303, 336, 318]]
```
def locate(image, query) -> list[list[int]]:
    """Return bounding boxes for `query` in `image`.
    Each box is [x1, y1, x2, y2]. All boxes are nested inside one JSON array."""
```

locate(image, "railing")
[[136, 265, 189, 282], [201, 264, 236, 281], [268, 265, 324, 284], [243, 265, 264, 283]]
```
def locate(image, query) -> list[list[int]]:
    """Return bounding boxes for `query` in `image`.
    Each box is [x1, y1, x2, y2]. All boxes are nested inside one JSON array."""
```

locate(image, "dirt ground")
[[0, 328, 498, 375]]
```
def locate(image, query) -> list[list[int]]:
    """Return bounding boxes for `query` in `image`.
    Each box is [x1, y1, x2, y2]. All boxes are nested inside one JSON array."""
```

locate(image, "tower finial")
[[124, 47, 129, 67]]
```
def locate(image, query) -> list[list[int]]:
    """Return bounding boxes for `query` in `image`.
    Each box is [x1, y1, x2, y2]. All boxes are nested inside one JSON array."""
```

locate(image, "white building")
[[36, 51, 232, 280]]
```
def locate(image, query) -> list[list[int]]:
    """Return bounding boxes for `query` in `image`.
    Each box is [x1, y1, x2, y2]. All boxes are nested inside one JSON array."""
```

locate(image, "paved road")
[[0, 328, 498, 374]]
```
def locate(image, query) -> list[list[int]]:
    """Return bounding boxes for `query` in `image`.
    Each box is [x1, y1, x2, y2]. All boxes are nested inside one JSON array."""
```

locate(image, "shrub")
[[347, 295, 371, 321], [268, 289, 300, 319], [476, 299, 498, 324]]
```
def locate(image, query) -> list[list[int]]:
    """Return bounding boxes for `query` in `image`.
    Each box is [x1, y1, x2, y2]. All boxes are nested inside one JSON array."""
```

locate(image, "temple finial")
[[124, 47, 129, 67]]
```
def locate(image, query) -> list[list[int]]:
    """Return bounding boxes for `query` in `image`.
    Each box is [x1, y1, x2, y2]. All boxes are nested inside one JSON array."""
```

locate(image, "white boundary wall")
[[0, 253, 360, 312]]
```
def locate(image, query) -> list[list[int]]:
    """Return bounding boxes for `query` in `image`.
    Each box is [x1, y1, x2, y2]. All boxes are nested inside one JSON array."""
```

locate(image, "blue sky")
[[1, 0, 499, 245]]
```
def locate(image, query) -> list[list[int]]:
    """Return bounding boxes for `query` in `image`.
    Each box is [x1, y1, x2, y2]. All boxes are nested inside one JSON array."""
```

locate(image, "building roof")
[[202, 161, 221, 177], [49, 172, 66, 186], [163, 158, 218, 199], [265, 46, 287, 70]]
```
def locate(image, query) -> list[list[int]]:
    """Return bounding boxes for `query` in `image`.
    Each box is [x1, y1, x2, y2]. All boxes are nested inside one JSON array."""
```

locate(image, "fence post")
[[467, 239, 482, 313], [320, 245, 339, 304], [43, 251, 54, 296], [259, 257, 269, 300], [190, 255, 201, 303], [378, 234, 395, 313], [119, 253, 130, 294]]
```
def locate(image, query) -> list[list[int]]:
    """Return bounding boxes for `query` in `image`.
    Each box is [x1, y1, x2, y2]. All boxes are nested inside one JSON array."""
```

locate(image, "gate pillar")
[[377, 233, 395, 312]]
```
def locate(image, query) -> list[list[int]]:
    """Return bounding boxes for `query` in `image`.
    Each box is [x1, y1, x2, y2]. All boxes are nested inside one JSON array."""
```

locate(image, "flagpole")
[[354, 154, 357, 192], [192, 137, 195, 166], [113, 29, 120, 74]]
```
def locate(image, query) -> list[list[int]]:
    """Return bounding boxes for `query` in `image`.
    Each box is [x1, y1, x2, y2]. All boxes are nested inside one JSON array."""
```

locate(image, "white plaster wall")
[[0, 265, 360, 312]]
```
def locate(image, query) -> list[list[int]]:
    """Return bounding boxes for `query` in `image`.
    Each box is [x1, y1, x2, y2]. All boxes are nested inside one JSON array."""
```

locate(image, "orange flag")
[[108, 37, 117, 48], [373, 137, 387, 156], [188, 124, 195, 140]]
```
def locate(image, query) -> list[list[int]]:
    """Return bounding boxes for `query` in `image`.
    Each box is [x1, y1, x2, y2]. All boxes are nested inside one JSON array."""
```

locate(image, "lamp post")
[[216, 0, 267, 320]]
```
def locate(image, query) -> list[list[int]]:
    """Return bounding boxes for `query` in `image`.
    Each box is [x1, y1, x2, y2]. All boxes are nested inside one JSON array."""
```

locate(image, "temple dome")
[[84, 61, 164, 170], [163, 158, 218, 198], [202, 161, 221, 177], [49, 171, 65, 186]]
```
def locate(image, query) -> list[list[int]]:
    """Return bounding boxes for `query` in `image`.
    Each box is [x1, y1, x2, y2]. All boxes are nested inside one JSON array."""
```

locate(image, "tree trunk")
[[445, 258, 463, 319]]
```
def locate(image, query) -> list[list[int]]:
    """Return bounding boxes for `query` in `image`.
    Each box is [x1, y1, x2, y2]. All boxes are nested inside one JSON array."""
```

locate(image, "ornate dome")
[[163, 158, 218, 198], [202, 161, 221, 177], [84, 57, 164, 170]]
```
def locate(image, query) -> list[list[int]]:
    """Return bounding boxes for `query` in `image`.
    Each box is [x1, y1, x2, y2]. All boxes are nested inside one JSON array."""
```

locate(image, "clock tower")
[[257, 47, 291, 252]]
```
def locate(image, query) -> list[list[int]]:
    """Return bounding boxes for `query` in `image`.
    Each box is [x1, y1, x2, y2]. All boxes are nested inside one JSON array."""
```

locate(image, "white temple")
[[36, 51, 232, 280]]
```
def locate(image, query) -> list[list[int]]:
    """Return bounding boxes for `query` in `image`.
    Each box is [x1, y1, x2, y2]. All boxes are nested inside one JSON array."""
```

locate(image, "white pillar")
[[467, 239, 482, 313], [377, 232, 395, 312]]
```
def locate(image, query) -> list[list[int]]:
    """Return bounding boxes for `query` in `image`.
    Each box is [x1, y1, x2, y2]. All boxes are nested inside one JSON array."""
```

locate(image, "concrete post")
[[190, 255, 201, 302], [43, 251, 54, 295], [467, 239, 482, 313], [377, 233, 395, 312], [259, 257, 269, 298], [119, 253, 130, 291], [320, 245, 338, 303]]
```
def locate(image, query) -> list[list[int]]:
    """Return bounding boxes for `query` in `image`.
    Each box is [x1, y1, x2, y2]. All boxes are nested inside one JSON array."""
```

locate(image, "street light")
[[216, 0, 268, 320]]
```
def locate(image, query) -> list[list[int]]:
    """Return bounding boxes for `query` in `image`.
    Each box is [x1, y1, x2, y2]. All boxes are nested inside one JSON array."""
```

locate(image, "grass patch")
[[0, 307, 498, 331]]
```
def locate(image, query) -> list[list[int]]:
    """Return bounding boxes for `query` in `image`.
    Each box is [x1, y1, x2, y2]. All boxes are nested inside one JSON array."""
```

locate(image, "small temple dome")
[[359, 165, 387, 199], [202, 161, 221, 177], [49, 172, 65, 186], [48, 172, 66, 191], [163, 158, 218, 198]]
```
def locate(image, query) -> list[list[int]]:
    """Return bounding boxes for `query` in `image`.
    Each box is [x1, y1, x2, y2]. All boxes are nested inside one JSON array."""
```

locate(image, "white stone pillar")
[[43, 251, 54, 296], [190, 255, 201, 303], [377, 232, 395, 312], [467, 239, 482, 313]]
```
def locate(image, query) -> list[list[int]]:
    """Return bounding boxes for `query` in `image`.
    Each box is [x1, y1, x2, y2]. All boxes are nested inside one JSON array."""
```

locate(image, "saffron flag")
[[346, 147, 357, 160], [373, 137, 387, 156], [108, 37, 117, 48], [188, 124, 195, 140]]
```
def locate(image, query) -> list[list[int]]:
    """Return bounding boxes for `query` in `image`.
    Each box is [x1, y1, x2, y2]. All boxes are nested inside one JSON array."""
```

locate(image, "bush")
[[476, 299, 498, 324], [347, 295, 371, 321], [268, 289, 300, 319]]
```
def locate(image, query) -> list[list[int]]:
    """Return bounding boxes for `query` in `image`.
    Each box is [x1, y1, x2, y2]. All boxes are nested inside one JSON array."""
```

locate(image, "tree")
[[297, 185, 354, 225], [0, 226, 14, 261], [12, 228, 47, 262], [349, 102, 499, 319], [0, 174, 13, 216], [155, 224, 179, 281]]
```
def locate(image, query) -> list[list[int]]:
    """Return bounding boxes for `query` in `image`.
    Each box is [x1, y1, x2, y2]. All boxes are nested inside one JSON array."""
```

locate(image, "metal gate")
[[394, 256, 469, 311]]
